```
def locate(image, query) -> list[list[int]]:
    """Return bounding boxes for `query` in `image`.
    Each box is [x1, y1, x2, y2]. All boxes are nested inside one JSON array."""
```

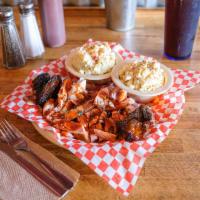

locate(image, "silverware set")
[[0, 120, 73, 196]]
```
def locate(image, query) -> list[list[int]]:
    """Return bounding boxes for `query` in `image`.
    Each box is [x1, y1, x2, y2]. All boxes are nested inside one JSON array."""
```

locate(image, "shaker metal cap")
[[19, 0, 34, 14], [0, 7, 13, 21]]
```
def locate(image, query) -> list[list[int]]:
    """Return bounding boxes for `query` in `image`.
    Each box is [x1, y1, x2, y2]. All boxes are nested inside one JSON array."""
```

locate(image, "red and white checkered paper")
[[1, 42, 200, 196]]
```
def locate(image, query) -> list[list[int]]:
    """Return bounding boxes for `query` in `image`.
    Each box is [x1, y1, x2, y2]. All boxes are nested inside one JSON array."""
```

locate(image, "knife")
[[0, 142, 67, 197]]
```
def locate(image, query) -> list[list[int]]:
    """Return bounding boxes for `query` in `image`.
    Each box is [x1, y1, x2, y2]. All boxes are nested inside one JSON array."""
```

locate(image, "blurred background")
[[0, 0, 165, 7]]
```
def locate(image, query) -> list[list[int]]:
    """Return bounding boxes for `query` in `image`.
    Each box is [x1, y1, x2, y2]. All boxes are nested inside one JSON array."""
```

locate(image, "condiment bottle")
[[0, 7, 26, 69], [38, 0, 66, 48], [19, 1, 45, 59]]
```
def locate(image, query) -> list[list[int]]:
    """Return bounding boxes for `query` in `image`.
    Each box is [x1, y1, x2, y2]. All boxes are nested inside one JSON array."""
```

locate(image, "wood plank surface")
[[0, 8, 199, 200]]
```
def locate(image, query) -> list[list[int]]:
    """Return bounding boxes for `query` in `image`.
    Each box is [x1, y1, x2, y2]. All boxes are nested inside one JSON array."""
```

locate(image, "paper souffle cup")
[[65, 48, 122, 84], [111, 59, 174, 103]]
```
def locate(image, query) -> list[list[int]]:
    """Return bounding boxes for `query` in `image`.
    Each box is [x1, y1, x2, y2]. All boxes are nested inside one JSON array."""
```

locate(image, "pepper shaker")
[[0, 7, 26, 69], [19, 1, 45, 59]]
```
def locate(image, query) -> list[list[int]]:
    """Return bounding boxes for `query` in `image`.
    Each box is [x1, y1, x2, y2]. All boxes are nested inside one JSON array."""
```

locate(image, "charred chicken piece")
[[116, 105, 152, 142], [32, 73, 50, 95], [37, 75, 62, 106], [125, 120, 143, 140], [140, 105, 153, 122], [121, 120, 144, 142], [125, 132, 135, 142], [127, 105, 152, 122], [116, 105, 152, 129]]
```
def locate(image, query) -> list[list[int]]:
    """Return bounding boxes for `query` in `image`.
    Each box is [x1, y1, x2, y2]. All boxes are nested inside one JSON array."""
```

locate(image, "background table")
[[0, 8, 200, 200]]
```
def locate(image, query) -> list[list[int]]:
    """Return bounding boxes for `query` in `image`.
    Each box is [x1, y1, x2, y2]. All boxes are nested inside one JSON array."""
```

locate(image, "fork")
[[0, 120, 73, 190]]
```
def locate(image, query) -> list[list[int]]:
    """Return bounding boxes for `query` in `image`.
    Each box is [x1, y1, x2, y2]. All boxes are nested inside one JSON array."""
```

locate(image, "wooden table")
[[0, 8, 200, 200]]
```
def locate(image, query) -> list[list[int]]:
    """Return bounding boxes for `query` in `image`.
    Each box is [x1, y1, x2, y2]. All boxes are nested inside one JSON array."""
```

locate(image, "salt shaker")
[[19, 1, 45, 59], [0, 7, 26, 69]]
